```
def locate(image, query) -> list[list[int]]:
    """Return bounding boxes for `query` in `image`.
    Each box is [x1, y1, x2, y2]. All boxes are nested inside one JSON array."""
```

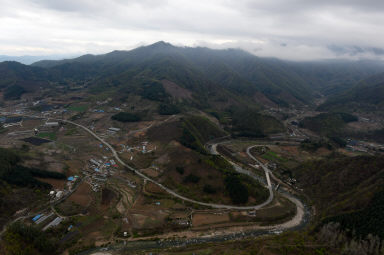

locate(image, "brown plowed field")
[[192, 212, 230, 227], [68, 182, 92, 207]]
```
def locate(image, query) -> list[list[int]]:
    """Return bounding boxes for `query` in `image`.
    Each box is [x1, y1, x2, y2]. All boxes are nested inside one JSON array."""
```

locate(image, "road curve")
[[245, 145, 306, 229], [208, 142, 274, 209], [42, 117, 274, 210], [246, 145, 289, 189]]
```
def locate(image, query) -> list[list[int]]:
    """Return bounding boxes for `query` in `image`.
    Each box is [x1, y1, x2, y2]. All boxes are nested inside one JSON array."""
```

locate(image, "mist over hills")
[[0, 55, 76, 65], [319, 72, 384, 112], [1, 41, 384, 109]]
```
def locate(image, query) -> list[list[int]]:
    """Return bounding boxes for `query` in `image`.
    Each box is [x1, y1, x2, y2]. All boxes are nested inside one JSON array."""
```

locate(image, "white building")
[[45, 122, 59, 127], [56, 191, 63, 199]]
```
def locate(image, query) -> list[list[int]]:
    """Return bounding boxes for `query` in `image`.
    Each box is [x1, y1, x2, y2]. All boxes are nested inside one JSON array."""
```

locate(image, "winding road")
[[208, 142, 274, 209], [7, 114, 304, 218], [2, 113, 309, 252], [53, 118, 274, 210]]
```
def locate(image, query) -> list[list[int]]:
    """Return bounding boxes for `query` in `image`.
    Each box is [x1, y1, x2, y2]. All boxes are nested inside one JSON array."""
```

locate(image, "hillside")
[[289, 60, 384, 96], [145, 115, 269, 205], [292, 155, 384, 237], [299, 112, 358, 136], [32, 43, 384, 106], [0, 42, 383, 108], [0, 148, 66, 228], [318, 72, 384, 112], [229, 106, 285, 137], [32, 42, 314, 107], [0, 61, 51, 99]]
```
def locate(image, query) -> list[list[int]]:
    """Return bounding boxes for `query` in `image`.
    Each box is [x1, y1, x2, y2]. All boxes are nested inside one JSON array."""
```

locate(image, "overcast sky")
[[1, 0, 384, 61]]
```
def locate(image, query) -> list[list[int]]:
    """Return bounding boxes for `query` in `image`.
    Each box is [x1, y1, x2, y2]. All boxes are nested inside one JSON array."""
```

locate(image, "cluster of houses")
[[346, 139, 384, 153], [83, 156, 118, 192], [0, 116, 23, 128], [119, 141, 157, 155]]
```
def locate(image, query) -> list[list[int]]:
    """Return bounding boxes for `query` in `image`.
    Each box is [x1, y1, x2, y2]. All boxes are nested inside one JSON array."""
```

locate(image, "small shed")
[[45, 122, 59, 127]]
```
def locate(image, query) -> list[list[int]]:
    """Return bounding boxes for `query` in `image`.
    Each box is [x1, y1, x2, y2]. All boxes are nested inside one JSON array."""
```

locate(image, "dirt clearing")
[[192, 212, 230, 227], [68, 182, 92, 207]]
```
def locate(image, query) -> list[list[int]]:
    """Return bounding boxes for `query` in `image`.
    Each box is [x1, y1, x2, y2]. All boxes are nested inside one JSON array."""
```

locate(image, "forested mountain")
[[288, 60, 384, 96], [1, 42, 384, 108], [32, 42, 315, 106], [293, 155, 384, 238], [0, 61, 49, 89], [319, 72, 384, 112]]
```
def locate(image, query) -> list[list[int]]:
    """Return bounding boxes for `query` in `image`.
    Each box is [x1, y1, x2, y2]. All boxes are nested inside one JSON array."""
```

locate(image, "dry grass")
[[68, 182, 92, 207], [192, 212, 230, 227]]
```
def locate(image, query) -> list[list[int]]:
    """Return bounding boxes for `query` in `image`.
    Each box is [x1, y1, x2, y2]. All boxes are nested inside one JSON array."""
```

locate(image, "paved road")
[[208, 142, 305, 231], [209, 142, 274, 209], [6, 114, 303, 213], [41, 117, 275, 210], [245, 145, 306, 229], [246, 145, 292, 190]]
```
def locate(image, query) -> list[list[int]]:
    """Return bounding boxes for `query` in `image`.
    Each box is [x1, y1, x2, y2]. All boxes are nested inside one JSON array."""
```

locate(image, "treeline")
[[183, 173, 200, 183], [176, 115, 266, 205], [2, 222, 59, 255], [138, 79, 169, 101], [116, 77, 170, 103], [158, 103, 180, 115], [228, 107, 284, 137], [318, 74, 384, 113], [225, 174, 249, 204], [4, 85, 26, 100], [179, 124, 206, 154], [300, 137, 347, 152], [318, 222, 384, 255], [294, 155, 384, 254], [299, 112, 357, 136], [2, 166, 65, 188], [300, 139, 333, 152], [322, 189, 384, 239], [353, 128, 384, 144], [179, 115, 227, 154], [0, 148, 66, 189], [111, 112, 141, 122], [293, 155, 384, 214], [206, 155, 250, 204]]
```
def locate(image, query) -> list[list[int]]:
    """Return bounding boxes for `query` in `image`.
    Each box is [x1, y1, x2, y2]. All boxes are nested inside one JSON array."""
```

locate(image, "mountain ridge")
[[1, 41, 384, 109]]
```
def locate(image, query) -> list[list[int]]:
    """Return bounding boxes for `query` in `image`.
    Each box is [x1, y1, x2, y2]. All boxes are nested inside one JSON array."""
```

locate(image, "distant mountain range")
[[319, 72, 384, 112], [1, 41, 384, 109], [0, 54, 76, 65]]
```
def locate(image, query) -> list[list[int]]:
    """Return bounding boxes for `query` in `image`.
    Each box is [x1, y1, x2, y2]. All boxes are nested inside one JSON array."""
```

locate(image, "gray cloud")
[[327, 45, 384, 57], [29, 0, 167, 12], [0, 0, 383, 61]]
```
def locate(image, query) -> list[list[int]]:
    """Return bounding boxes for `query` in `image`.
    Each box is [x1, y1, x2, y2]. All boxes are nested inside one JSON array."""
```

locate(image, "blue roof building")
[[32, 214, 42, 222]]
